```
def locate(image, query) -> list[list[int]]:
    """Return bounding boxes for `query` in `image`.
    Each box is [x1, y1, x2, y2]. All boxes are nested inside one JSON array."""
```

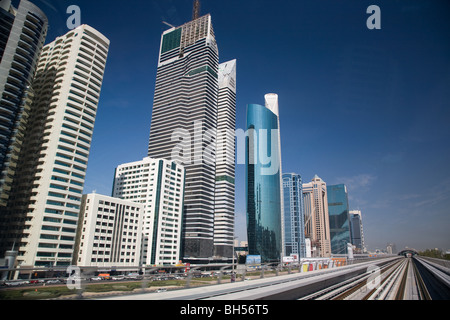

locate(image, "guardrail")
[[0, 255, 394, 288]]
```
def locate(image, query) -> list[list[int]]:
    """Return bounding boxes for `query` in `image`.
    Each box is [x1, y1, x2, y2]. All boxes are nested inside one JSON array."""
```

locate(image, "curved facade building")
[[0, 0, 48, 207], [2, 25, 110, 266], [246, 94, 283, 262]]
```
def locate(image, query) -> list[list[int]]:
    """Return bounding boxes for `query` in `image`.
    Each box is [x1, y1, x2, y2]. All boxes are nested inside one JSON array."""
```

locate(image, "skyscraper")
[[282, 173, 306, 258], [302, 175, 331, 257], [0, 0, 48, 207], [246, 94, 283, 262], [147, 9, 236, 262], [349, 209, 365, 253], [112, 157, 185, 266], [327, 184, 351, 254], [214, 59, 236, 259], [1, 25, 109, 267]]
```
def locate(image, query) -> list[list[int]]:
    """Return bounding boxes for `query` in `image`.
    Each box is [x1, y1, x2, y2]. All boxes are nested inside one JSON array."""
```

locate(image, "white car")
[[90, 276, 102, 281], [5, 281, 28, 286], [45, 279, 61, 284]]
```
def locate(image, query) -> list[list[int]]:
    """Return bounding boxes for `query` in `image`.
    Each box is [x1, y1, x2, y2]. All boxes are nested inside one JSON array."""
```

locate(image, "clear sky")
[[29, 0, 450, 252]]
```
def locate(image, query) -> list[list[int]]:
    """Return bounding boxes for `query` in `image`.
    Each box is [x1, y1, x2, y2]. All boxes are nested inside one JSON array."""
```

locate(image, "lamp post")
[[231, 236, 238, 282]]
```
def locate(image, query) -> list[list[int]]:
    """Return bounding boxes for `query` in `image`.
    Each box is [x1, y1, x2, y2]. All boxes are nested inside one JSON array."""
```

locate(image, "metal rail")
[[298, 258, 401, 300], [299, 257, 443, 300]]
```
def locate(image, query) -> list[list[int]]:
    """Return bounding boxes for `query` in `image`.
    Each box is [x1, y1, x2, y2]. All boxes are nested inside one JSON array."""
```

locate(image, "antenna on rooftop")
[[192, 0, 201, 20]]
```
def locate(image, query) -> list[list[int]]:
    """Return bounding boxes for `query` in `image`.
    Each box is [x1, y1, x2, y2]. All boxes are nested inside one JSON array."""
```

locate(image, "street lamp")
[[232, 236, 238, 282]]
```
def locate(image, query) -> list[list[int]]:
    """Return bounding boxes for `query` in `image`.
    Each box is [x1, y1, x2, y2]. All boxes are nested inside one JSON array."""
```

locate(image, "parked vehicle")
[[125, 273, 141, 280], [5, 281, 28, 286], [45, 279, 61, 284]]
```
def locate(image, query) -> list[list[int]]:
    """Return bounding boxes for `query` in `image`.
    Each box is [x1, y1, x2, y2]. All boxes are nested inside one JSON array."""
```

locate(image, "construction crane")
[[192, 0, 201, 20], [162, 21, 176, 29]]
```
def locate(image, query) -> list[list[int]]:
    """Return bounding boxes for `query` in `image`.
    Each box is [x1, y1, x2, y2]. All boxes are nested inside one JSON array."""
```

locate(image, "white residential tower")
[[112, 157, 185, 266], [4, 25, 109, 268]]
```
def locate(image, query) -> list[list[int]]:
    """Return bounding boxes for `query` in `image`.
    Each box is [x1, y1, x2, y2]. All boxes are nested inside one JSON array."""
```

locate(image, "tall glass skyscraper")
[[0, 0, 48, 207], [327, 184, 351, 254], [349, 210, 365, 253], [147, 11, 236, 262], [246, 94, 283, 262], [282, 173, 306, 258]]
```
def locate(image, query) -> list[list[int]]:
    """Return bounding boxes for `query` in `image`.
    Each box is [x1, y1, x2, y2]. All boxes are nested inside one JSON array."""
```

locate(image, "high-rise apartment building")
[[327, 184, 351, 254], [112, 157, 185, 266], [246, 94, 283, 262], [302, 175, 331, 257], [0, 0, 48, 207], [213, 59, 236, 258], [1, 25, 109, 267], [74, 193, 144, 267], [282, 173, 306, 258], [349, 209, 365, 253], [147, 10, 236, 262]]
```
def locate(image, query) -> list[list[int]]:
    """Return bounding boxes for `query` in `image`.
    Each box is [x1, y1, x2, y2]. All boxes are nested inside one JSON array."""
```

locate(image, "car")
[[156, 288, 167, 293], [111, 275, 125, 281], [29, 280, 44, 284], [125, 273, 141, 280], [5, 281, 28, 286], [45, 279, 61, 284]]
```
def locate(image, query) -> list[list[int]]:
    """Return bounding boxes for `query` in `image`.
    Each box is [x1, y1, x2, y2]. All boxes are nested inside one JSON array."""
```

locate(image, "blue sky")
[[30, 0, 450, 252]]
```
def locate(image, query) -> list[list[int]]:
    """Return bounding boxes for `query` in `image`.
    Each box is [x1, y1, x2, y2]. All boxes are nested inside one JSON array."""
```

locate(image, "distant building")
[[386, 243, 397, 255], [327, 184, 351, 254], [302, 175, 331, 257], [349, 210, 366, 253], [282, 173, 306, 258], [246, 94, 283, 262], [112, 157, 185, 266], [74, 193, 144, 267]]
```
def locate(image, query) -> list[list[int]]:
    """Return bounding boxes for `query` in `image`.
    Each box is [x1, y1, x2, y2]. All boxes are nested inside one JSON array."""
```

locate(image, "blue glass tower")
[[283, 173, 306, 258], [327, 184, 352, 254], [246, 94, 283, 262]]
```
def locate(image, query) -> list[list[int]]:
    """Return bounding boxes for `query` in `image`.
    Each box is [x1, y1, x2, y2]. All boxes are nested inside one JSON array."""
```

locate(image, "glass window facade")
[[283, 173, 306, 258], [161, 28, 181, 54], [327, 184, 351, 254], [349, 212, 364, 252], [246, 103, 282, 262]]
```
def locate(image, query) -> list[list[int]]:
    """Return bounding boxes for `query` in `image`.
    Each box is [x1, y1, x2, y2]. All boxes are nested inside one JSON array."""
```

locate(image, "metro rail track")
[[96, 256, 448, 300], [299, 257, 449, 300]]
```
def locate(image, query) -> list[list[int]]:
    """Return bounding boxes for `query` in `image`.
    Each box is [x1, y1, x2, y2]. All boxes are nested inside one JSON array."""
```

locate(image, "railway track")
[[96, 256, 448, 300], [299, 257, 448, 300]]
